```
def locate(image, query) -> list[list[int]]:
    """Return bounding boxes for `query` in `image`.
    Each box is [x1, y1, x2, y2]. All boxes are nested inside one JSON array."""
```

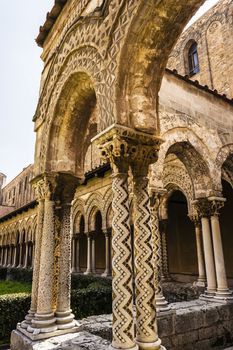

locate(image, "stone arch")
[[163, 163, 195, 214], [103, 187, 112, 230], [153, 128, 218, 197], [215, 144, 233, 190], [34, 47, 110, 177], [72, 199, 85, 234], [116, 0, 204, 131], [85, 192, 103, 232]]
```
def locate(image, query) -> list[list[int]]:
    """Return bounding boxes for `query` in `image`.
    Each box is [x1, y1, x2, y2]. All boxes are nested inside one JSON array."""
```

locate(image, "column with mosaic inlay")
[[131, 139, 165, 350], [95, 125, 138, 350], [149, 188, 170, 312]]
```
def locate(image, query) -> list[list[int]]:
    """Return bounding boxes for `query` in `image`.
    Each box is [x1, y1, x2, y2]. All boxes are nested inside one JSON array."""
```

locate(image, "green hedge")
[[0, 268, 7, 281], [0, 285, 112, 343], [71, 273, 112, 290], [7, 268, 33, 283], [0, 293, 31, 342]]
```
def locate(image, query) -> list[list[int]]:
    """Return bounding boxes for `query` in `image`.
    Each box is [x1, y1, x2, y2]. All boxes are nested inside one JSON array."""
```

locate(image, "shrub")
[[0, 285, 112, 343], [71, 286, 112, 319], [0, 293, 31, 342], [0, 268, 7, 281], [7, 268, 32, 283], [71, 273, 112, 290]]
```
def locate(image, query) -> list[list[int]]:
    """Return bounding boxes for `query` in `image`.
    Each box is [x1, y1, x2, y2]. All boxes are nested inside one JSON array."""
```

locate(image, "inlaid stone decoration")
[[0, 0, 233, 350]]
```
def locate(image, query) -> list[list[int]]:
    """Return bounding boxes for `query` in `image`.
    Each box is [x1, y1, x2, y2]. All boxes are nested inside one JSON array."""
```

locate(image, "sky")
[[0, 0, 219, 185]]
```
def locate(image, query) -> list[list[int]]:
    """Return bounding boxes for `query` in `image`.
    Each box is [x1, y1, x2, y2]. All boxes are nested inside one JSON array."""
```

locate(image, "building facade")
[[1, 0, 233, 349]]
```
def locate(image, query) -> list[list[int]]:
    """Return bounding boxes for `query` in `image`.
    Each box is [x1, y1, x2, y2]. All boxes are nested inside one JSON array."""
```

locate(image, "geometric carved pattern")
[[111, 173, 135, 348], [133, 176, 156, 342]]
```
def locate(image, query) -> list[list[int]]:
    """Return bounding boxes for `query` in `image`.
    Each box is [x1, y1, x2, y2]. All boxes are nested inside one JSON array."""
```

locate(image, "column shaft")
[[71, 238, 76, 273], [31, 198, 57, 332], [102, 232, 111, 277], [85, 235, 92, 274], [133, 176, 159, 349], [91, 237, 96, 274], [201, 217, 216, 295], [111, 172, 136, 350], [195, 224, 206, 286], [211, 214, 232, 298], [75, 238, 80, 273], [56, 205, 76, 330]]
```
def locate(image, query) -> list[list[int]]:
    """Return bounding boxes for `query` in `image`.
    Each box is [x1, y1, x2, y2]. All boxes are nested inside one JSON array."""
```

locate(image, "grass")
[[0, 280, 31, 296]]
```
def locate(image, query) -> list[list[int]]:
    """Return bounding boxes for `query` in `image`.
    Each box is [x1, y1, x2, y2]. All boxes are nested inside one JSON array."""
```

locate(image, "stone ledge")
[[11, 330, 110, 350]]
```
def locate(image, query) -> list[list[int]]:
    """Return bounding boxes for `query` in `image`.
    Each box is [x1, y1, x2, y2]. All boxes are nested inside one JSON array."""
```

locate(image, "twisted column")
[[189, 214, 206, 287], [209, 198, 233, 301], [95, 124, 164, 350], [150, 189, 169, 312]]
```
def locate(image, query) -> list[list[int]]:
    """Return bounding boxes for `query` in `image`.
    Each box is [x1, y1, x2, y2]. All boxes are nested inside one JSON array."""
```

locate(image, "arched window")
[[188, 42, 199, 76]]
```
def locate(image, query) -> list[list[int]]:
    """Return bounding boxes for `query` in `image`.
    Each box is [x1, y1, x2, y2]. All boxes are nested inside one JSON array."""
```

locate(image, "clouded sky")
[[0, 0, 219, 184]]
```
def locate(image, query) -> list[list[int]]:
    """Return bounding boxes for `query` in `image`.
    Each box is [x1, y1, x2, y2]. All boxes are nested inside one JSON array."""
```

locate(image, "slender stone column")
[[160, 220, 171, 281], [189, 215, 206, 287], [85, 234, 92, 275], [7, 246, 12, 267], [150, 189, 170, 312], [71, 237, 76, 273], [194, 199, 216, 297], [209, 198, 233, 301], [91, 235, 96, 274], [31, 193, 57, 332], [12, 246, 17, 268], [17, 243, 23, 268], [102, 230, 111, 277], [56, 204, 76, 330], [4, 247, 8, 267], [23, 243, 29, 269], [0, 247, 2, 266], [75, 237, 81, 273]]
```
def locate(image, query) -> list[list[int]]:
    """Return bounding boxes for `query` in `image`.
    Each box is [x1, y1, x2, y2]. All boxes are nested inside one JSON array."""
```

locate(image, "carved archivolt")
[[163, 164, 194, 213]]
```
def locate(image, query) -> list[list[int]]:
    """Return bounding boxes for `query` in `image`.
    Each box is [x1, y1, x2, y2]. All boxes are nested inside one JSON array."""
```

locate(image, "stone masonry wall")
[[167, 0, 233, 99]]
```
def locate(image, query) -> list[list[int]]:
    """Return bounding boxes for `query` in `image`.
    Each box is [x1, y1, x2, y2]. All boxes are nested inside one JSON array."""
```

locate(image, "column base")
[[56, 310, 76, 330], [193, 279, 206, 288], [214, 289, 233, 303], [109, 344, 139, 350], [199, 289, 216, 301], [136, 338, 165, 350], [155, 296, 170, 312], [102, 271, 111, 278], [14, 321, 81, 342]]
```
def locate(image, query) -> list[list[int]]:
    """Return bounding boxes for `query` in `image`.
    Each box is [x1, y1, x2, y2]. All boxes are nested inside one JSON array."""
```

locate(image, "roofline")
[[2, 164, 33, 190], [165, 68, 233, 107], [36, 0, 68, 47], [0, 200, 37, 223]]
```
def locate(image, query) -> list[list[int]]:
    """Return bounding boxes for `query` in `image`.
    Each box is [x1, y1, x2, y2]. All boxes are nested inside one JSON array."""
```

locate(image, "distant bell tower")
[[0, 173, 6, 205]]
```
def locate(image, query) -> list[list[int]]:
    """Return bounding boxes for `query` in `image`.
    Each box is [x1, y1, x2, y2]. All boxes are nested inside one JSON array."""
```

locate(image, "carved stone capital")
[[193, 198, 211, 218], [188, 213, 201, 227], [193, 197, 225, 218], [93, 124, 162, 175], [32, 174, 57, 201], [208, 197, 226, 216]]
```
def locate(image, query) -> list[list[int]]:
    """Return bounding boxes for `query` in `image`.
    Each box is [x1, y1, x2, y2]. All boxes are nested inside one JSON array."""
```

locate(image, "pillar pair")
[[18, 173, 80, 339], [194, 197, 233, 302], [95, 125, 165, 350], [149, 189, 170, 312]]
